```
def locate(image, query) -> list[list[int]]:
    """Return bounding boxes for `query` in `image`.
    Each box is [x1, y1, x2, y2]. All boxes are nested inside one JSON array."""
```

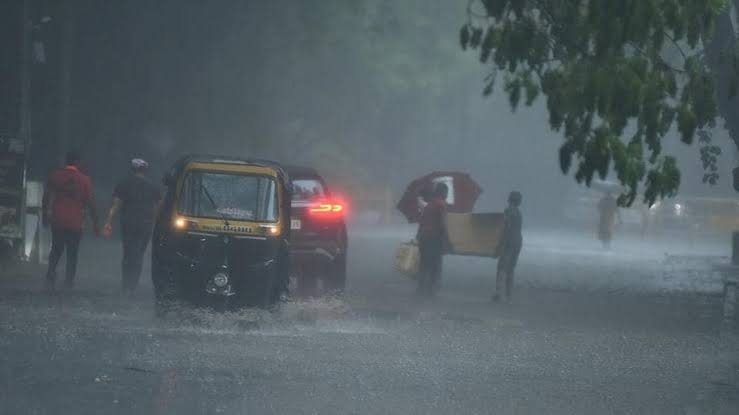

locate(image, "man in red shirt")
[[42, 151, 99, 291]]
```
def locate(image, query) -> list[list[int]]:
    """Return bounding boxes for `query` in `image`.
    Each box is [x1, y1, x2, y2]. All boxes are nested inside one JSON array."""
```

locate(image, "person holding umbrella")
[[416, 182, 450, 297], [397, 172, 482, 297]]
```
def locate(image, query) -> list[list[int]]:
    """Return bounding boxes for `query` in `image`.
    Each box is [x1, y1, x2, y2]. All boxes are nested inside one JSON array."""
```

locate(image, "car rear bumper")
[[289, 237, 345, 269]]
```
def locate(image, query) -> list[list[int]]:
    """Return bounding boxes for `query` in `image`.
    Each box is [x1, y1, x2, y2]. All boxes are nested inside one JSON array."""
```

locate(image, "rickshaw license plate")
[[291, 219, 302, 230]]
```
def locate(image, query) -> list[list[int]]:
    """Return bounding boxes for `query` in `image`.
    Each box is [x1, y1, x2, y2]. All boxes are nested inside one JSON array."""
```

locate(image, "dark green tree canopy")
[[461, 0, 736, 205]]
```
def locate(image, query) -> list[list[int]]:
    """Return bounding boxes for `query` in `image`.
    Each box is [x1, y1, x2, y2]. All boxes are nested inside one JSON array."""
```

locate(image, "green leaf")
[[505, 78, 522, 110], [665, 71, 678, 97], [559, 143, 573, 174], [677, 106, 697, 144], [460, 25, 470, 50], [482, 0, 508, 19], [483, 79, 495, 96], [525, 81, 540, 106], [480, 28, 497, 62]]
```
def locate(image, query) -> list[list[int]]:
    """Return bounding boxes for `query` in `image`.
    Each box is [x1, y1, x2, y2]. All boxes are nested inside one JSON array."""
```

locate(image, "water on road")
[[1, 226, 737, 414]]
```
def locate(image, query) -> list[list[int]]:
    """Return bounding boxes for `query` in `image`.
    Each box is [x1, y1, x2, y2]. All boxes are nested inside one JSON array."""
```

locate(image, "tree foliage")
[[461, 0, 737, 205]]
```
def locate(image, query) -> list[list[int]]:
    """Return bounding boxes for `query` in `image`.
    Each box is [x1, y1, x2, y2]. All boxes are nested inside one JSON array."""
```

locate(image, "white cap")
[[131, 158, 149, 169]]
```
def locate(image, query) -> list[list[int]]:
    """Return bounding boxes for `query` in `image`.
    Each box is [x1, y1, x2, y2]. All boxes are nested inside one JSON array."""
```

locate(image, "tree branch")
[[663, 31, 689, 62]]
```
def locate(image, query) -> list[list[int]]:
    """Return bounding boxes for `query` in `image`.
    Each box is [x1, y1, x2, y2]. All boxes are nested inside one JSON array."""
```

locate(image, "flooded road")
[[1, 226, 738, 414]]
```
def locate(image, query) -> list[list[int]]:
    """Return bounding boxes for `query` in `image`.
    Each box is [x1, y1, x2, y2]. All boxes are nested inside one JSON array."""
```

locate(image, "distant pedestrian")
[[597, 192, 620, 249], [416, 182, 450, 297], [103, 158, 161, 295], [42, 151, 100, 291], [493, 191, 523, 303]]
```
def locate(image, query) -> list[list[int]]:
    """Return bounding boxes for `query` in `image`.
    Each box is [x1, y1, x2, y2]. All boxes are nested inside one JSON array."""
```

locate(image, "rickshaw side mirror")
[[733, 167, 739, 192]]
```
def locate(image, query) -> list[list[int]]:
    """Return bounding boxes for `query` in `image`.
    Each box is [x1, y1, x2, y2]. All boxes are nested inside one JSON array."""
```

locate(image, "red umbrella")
[[397, 171, 483, 223]]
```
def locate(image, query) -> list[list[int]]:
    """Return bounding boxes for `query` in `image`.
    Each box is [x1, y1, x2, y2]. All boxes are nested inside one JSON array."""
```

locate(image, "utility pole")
[[19, 0, 31, 149], [16, 0, 31, 258], [57, 0, 74, 161]]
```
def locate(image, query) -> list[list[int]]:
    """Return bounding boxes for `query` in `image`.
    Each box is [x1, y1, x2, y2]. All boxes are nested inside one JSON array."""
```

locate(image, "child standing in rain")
[[493, 191, 523, 303]]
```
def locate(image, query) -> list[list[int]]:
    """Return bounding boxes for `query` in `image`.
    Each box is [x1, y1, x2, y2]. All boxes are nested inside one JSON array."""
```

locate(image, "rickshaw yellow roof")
[[185, 161, 279, 177]]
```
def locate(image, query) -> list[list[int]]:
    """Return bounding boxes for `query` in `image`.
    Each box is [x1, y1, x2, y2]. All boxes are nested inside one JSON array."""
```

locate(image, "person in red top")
[[416, 182, 450, 297], [42, 151, 99, 291]]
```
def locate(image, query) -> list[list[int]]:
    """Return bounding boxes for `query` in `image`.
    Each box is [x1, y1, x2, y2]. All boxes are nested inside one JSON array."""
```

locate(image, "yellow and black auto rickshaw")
[[152, 155, 291, 312]]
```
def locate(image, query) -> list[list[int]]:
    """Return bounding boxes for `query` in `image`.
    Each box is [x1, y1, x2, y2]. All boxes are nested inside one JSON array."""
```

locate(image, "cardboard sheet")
[[447, 212, 504, 258]]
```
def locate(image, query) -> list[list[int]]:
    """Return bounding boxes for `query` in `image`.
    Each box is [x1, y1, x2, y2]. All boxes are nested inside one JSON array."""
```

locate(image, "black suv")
[[286, 166, 348, 295]]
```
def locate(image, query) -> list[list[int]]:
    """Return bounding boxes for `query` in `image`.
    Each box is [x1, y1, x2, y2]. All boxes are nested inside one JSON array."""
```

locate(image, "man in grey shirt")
[[103, 159, 161, 295]]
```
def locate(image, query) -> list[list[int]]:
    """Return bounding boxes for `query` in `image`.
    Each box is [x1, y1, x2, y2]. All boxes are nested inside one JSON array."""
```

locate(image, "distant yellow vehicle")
[[649, 196, 739, 234]]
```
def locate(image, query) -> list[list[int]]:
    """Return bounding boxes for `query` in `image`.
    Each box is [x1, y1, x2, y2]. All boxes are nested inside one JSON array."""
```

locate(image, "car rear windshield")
[[178, 170, 279, 222], [292, 179, 326, 201]]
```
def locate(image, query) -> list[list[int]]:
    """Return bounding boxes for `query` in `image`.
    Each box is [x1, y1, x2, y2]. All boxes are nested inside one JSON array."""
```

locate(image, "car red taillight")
[[309, 201, 345, 218]]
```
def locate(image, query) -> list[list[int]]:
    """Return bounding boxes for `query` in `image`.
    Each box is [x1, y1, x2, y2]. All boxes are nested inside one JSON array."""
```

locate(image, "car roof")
[[284, 165, 321, 179]]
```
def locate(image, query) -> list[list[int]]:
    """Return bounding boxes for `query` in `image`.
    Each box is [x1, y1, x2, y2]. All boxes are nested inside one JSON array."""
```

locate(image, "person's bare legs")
[[63, 230, 81, 290], [505, 270, 514, 301], [45, 228, 65, 292], [493, 269, 506, 302]]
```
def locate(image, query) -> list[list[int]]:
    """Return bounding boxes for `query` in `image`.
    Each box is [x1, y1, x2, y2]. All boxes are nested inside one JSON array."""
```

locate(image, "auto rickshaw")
[[151, 155, 291, 312]]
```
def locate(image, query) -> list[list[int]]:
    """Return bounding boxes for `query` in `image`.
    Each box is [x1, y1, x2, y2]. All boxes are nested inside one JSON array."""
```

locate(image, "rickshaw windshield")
[[178, 170, 279, 222]]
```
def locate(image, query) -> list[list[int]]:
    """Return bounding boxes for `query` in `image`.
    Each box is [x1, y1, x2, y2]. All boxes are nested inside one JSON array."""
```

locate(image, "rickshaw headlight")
[[260, 225, 280, 236], [173, 216, 188, 230]]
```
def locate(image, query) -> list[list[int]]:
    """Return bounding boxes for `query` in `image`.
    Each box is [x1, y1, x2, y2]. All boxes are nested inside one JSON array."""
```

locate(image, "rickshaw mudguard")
[[157, 228, 285, 305]]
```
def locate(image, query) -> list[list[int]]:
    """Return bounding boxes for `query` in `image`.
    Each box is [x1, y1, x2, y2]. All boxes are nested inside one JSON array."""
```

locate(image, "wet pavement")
[[1, 226, 738, 414]]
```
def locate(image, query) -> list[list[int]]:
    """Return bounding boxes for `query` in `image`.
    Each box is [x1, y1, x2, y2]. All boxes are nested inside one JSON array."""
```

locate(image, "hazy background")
[[21, 0, 739, 224]]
